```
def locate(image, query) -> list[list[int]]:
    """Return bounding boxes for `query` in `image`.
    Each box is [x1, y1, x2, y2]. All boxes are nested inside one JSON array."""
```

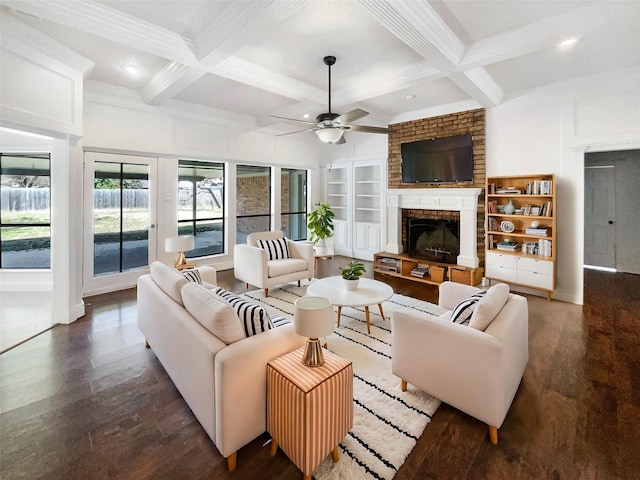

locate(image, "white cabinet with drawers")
[[486, 251, 555, 297]]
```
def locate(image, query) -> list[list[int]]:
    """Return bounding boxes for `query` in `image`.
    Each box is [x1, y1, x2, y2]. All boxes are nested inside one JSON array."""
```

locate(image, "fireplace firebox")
[[407, 218, 460, 264]]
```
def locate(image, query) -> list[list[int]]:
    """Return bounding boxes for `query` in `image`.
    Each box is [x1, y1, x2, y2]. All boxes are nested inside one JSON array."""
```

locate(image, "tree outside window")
[[178, 160, 225, 257]]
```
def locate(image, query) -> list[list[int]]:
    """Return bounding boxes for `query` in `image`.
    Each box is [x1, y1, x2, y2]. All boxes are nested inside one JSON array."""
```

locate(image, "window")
[[236, 165, 271, 244], [178, 160, 224, 257], [93, 161, 150, 275], [281, 169, 307, 241], [0, 153, 51, 269]]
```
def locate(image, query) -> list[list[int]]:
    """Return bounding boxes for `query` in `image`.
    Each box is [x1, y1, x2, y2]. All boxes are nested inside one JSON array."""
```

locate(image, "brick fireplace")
[[385, 188, 482, 268]]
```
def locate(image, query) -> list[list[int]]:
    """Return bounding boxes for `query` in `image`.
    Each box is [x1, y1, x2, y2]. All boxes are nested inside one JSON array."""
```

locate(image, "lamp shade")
[[294, 296, 334, 339], [165, 235, 194, 253], [315, 128, 344, 144]]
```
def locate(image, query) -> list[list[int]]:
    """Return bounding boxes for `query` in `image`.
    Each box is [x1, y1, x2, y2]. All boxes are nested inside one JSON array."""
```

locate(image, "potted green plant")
[[307, 202, 335, 256], [340, 261, 366, 290]]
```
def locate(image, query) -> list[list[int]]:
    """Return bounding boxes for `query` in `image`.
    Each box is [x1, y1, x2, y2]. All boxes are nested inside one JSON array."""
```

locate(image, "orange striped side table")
[[267, 346, 353, 480]]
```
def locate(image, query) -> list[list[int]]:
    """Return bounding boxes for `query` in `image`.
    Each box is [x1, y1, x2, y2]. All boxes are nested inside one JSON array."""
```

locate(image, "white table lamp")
[[294, 296, 334, 367], [165, 235, 195, 270]]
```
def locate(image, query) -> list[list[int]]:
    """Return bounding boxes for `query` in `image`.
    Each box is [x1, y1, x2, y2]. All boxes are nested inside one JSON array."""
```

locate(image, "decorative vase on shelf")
[[503, 199, 515, 215]]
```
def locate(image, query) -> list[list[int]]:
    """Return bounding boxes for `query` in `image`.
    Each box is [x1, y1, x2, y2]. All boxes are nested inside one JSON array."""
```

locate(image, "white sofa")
[[234, 231, 314, 297], [391, 281, 528, 445], [137, 262, 305, 470]]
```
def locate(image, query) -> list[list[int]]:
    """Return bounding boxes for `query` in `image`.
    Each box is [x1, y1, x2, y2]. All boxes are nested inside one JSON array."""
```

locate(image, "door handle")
[[608, 220, 614, 225], [150, 224, 156, 228]]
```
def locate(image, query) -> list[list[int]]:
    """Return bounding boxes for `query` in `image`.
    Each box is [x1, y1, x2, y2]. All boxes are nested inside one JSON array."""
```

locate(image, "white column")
[[385, 194, 402, 253]]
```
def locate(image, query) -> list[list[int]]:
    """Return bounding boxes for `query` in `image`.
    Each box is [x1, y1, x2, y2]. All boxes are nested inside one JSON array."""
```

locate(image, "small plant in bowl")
[[340, 261, 366, 290]]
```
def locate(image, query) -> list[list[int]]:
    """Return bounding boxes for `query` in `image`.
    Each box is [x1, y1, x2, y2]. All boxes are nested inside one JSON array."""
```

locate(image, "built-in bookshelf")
[[485, 174, 557, 300]]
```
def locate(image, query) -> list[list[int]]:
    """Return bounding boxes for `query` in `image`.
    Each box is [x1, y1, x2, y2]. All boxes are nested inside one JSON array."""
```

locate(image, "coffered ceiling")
[[1, 1, 638, 137]]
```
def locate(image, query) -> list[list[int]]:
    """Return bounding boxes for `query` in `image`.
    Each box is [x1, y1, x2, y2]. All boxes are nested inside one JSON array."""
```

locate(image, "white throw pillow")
[[469, 283, 510, 331], [150, 261, 188, 305], [257, 237, 290, 260], [450, 290, 486, 326], [213, 287, 275, 337], [181, 283, 246, 344]]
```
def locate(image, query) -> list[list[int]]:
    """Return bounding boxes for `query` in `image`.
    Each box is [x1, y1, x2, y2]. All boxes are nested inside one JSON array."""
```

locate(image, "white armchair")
[[234, 231, 314, 297], [391, 281, 529, 444]]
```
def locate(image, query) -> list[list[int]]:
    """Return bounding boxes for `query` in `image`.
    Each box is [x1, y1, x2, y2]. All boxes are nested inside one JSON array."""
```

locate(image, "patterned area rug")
[[241, 282, 446, 480]]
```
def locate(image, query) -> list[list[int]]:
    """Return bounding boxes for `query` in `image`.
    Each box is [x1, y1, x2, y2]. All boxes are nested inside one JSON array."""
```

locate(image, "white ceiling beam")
[[1, 13, 94, 79], [2, 0, 197, 66], [143, 0, 308, 105], [358, 0, 503, 107], [211, 56, 327, 105]]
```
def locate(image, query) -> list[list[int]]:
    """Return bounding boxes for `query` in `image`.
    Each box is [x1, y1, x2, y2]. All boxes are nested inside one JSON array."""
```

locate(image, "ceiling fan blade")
[[345, 124, 395, 134], [268, 115, 317, 126], [276, 127, 316, 137], [334, 109, 369, 125]]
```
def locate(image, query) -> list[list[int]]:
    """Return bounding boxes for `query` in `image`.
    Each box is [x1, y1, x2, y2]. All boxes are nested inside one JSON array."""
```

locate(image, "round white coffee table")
[[307, 277, 394, 334]]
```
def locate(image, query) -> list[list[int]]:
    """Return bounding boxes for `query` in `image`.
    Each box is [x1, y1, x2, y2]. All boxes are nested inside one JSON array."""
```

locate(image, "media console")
[[373, 252, 482, 287]]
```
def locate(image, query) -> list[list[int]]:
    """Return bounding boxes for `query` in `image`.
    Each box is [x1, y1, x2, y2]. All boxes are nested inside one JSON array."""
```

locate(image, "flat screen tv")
[[401, 133, 473, 184]]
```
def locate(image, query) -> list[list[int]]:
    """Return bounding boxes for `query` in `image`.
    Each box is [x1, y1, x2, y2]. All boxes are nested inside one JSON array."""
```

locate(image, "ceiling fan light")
[[315, 128, 344, 143]]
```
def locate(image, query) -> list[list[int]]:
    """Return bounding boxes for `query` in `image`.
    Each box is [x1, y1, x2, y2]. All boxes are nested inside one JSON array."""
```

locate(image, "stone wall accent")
[[388, 109, 486, 266]]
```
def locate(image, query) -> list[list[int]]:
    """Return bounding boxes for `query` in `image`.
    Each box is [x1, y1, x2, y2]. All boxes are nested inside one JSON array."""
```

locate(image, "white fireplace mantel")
[[385, 188, 482, 268]]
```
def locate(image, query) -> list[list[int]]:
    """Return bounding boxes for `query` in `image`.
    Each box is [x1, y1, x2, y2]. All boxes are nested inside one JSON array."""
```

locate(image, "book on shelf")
[[525, 228, 548, 236], [538, 239, 552, 257], [496, 240, 519, 251], [410, 266, 430, 278], [526, 180, 553, 195], [487, 200, 498, 213], [540, 201, 553, 217], [496, 188, 521, 194], [488, 217, 500, 232]]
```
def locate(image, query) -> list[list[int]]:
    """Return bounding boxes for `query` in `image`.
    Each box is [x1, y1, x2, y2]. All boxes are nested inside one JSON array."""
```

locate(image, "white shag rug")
[[241, 282, 445, 480]]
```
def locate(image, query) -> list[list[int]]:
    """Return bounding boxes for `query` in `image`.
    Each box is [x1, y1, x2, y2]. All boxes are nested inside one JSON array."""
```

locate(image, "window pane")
[[281, 169, 307, 241], [93, 161, 149, 276], [178, 160, 224, 258], [236, 165, 270, 243], [237, 165, 270, 217], [0, 153, 51, 269], [1, 226, 51, 269], [121, 164, 149, 272], [236, 216, 270, 245]]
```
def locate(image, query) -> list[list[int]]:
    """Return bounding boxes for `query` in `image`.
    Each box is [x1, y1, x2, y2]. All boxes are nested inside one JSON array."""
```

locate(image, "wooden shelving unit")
[[373, 252, 482, 287], [485, 173, 556, 300]]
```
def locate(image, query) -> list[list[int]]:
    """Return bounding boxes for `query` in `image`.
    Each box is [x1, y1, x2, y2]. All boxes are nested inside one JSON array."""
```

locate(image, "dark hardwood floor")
[[1, 262, 638, 479]]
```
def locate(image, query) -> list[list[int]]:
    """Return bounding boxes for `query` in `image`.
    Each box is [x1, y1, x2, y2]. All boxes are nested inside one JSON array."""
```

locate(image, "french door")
[[83, 152, 157, 293]]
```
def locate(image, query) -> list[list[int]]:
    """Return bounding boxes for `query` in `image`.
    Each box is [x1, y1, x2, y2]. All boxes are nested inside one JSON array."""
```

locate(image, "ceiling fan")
[[270, 56, 395, 144]]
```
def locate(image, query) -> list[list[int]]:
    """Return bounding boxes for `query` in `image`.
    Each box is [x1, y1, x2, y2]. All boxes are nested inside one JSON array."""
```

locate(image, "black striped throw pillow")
[[450, 290, 486, 326], [213, 287, 275, 337], [182, 269, 202, 284], [257, 238, 290, 261]]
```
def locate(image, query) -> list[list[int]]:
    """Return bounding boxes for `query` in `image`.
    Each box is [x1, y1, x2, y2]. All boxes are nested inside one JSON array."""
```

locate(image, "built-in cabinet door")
[[333, 219, 349, 252], [354, 222, 380, 260]]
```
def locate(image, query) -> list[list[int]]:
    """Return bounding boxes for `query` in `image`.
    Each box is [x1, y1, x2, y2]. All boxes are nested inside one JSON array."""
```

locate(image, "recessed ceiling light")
[[404, 95, 416, 100], [122, 63, 140, 76], [303, 113, 310, 119], [558, 37, 578, 49]]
